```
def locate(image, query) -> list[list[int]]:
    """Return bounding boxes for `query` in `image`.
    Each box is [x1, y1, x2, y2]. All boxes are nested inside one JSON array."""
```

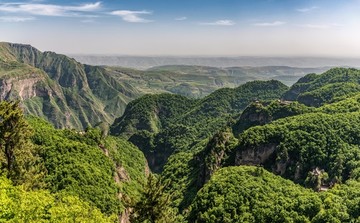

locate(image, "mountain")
[[188, 166, 359, 222], [110, 80, 288, 172], [108, 67, 360, 221], [106, 65, 328, 98], [4, 42, 360, 222], [3, 62, 360, 222], [0, 42, 140, 129], [283, 67, 360, 106], [0, 42, 330, 130], [28, 117, 147, 215], [71, 54, 360, 70]]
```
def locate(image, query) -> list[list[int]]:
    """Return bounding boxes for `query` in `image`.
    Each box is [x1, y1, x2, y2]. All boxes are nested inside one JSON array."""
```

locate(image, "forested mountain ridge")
[[109, 67, 360, 222], [0, 42, 140, 129], [283, 67, 360, 106], [111, 80, 288, 172]]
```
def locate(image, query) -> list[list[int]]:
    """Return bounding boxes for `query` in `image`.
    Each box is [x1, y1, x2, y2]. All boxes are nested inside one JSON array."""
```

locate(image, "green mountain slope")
[[0, 42, 140, 129], [188, 166, 359, 222], [283, 67, 360, 107], [125, 67, 360, 218], [111, 80, 288, 172], [0, 101, 147, 221], [236, 112, 360, 184], [28, 117, 147, 216], [110, 93, 195, 138]]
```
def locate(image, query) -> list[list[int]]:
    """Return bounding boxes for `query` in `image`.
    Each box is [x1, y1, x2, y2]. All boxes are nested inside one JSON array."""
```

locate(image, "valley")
[[1, 43, 360, 222]]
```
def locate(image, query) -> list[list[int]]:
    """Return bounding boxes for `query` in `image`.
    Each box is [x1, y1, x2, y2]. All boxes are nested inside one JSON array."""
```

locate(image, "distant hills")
[[72, 54, 360, 70], [0, 42, 331, 129]]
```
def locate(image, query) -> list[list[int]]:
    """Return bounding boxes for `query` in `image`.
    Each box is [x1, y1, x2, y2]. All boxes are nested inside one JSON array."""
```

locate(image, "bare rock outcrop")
[[235, 143, 277, 166]]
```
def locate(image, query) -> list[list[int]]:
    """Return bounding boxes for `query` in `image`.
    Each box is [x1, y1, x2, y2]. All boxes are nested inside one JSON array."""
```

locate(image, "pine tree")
[[130, 174, 176, 223], [0, 101, 45, 188]]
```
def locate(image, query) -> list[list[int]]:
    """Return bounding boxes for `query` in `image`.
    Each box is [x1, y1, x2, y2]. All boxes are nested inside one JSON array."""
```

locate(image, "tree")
[[0, 176, 115, 223], [0, 101, 44, 188], [305, 167, 329, 191], [130, 174, 176, 223]]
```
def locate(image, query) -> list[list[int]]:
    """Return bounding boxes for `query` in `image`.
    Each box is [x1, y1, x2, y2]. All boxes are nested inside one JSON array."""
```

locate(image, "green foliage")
[[104, 136, 147, 202], [283, 68, 360, 107], [110, 93, 195, 138], [0, 176, 116, 222], [237, 112, 360, 184], [177, 80, 288, 138], [201, 128, 238, 184], [112, 80, 288, 172], [318, 92, 360, 114], [188, 166, 360, 223], [233, 100, 312, 135], [161, 140, 208, 212], [0, 101, 44, 189], [27, 117, 147, 216], [188, 166, 323, 223], [130, 174, 176, 223]]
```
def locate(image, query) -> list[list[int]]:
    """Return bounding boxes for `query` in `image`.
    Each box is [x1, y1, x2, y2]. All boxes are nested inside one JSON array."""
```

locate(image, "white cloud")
[[296, 6, 318, 13], [0, 16, 34, 22], [199, 20, 235, 26], [175, 16, 187, 21], [253, 21, 286, 26], [0, 2, 102, 17], [111, 10, 153, 23]]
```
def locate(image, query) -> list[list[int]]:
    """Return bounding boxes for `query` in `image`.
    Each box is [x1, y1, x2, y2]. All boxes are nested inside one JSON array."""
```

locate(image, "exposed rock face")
[[98, 143, 136, 223], [120, 209, 131, 223], [235, 143, 277, 166], [0, 76, 41, 100], [196, 129, 238, 187], [0, 42, 140, 129], [235, 143, 307, 181], [114, 166, 130, 183]]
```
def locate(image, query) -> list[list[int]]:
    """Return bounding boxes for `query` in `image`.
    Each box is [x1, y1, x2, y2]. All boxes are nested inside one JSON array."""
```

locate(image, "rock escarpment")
[[0, 42, 140, 129]]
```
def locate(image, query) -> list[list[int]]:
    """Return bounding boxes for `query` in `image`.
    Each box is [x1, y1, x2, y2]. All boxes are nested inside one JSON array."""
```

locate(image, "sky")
[[0, 0, 360, 56]]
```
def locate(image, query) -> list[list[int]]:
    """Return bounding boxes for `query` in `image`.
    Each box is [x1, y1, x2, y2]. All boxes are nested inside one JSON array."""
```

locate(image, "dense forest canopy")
[[2, 43, 360, 222]]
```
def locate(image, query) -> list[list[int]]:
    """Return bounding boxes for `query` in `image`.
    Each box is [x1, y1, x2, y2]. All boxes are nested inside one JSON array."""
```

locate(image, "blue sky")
[[0, 0, 359, 56]]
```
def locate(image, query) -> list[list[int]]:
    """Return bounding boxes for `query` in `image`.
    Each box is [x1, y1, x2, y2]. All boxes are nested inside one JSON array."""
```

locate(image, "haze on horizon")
[[0, 0, 360, 57]]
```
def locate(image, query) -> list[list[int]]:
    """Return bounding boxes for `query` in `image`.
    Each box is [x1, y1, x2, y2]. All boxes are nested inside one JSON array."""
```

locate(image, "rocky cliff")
[[0, 42, 140, 129]]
